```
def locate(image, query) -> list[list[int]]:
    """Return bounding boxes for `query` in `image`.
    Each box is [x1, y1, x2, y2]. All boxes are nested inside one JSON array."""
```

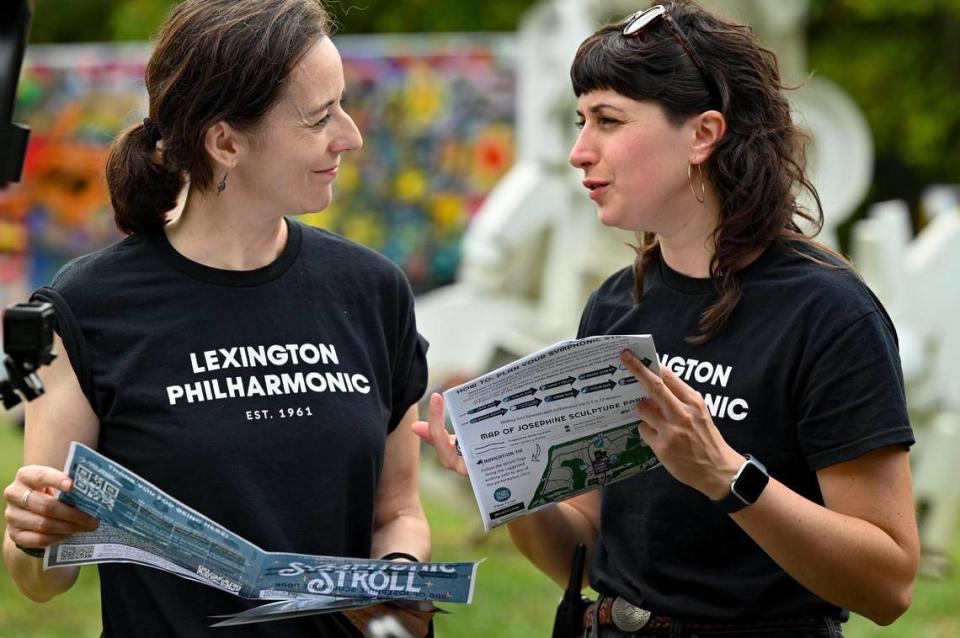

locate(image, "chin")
[[596, 206, 624, 229], [303, 193, 333, 214]]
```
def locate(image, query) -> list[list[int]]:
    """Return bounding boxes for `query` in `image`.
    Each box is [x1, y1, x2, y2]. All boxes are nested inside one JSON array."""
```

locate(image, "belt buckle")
[[611, 597, 652, 632]]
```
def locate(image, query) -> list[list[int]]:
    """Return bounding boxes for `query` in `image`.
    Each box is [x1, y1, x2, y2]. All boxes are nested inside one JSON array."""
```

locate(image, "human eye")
[[313, 113, 332, 128], [597, 116, 620, 127], [575, 118, 585, 130]]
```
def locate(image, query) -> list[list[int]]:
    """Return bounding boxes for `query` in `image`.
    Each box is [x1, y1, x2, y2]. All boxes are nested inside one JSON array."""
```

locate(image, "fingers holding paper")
[[3, 465, 99, 552], [619, 350, 742, 500], [411, 393, 467, 477]]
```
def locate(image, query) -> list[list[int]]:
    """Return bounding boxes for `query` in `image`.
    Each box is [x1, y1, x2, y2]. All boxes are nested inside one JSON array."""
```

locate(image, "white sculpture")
[[852, 189, 960, 576]]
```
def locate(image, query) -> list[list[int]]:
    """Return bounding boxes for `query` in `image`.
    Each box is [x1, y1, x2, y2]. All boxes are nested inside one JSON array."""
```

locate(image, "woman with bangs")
[[416, 2, 919, 636]]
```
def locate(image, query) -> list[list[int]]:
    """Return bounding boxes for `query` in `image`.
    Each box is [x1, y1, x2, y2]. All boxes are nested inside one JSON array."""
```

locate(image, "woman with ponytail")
[[3, 1, 433, 636], [416, 2, 919, 636]]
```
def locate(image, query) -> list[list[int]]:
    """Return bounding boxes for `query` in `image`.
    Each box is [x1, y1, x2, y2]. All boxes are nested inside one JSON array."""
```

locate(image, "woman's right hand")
[[411, 393, 467, 477], [3, 465, 100, 554]]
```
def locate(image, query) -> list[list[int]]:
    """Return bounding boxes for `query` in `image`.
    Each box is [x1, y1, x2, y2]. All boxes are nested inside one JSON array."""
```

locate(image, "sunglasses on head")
[[622, 5, 713, 93]]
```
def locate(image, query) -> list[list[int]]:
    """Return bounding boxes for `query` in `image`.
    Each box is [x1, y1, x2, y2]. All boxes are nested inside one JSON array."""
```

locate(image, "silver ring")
[[20, 489, 33, 509]]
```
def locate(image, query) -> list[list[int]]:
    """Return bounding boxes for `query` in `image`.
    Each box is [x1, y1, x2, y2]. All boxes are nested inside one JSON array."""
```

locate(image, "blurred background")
[[1, 0, 959, 636]]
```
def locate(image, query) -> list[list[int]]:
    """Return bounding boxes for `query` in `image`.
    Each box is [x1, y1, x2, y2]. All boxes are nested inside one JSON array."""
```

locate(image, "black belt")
[[583, 596, 833, 636]]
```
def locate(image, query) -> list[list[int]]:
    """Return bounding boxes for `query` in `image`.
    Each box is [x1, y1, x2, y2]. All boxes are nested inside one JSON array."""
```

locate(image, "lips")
[[316, 165, 339, 175], [583, 178, 610, 201]]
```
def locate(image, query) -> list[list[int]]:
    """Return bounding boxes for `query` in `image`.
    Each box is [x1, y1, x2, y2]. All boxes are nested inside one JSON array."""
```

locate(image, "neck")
[[656, 196, 719, 279], [165, 186, 288, 271]]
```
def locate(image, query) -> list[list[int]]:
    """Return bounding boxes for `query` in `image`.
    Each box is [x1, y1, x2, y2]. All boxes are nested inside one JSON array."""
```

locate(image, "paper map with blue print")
[[43, 443, 478, 624], [444, 335, 662, 531]]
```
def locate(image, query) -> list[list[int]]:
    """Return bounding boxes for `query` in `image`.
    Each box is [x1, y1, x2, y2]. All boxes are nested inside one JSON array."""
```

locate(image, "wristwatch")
[[713, 455, 769, 513]]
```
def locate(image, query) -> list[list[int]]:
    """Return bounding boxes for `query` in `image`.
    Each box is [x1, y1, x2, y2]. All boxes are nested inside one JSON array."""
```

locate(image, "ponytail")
[[105, 122, 184, 235]]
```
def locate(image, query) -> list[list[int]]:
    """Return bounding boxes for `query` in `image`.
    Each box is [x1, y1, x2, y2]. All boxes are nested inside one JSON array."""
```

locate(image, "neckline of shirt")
[[147, 217, 303, 286], [655, 244, 777, 295]]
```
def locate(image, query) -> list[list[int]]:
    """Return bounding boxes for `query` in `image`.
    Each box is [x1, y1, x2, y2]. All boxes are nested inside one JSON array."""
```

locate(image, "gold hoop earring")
[[688, 162, 706, 205], [217, 169, 229, 196]]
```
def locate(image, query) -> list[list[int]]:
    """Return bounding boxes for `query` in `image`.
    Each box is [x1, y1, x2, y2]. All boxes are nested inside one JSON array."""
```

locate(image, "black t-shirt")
[[33, 219, 428, 637], [578, 241, 914, 621]]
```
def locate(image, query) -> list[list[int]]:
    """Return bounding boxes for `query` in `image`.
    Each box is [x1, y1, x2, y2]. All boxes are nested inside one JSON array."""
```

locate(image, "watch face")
[[732, 461, 769, 504]]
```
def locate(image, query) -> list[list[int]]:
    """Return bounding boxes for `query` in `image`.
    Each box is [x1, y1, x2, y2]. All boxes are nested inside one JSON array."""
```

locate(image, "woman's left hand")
[[620, 350, 744, 500], [343, 601, 434, 637]]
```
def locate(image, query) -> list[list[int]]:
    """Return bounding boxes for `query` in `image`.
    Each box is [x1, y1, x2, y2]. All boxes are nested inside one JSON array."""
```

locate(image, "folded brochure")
[[45, 442, 479, 624], [443, 335, 661, 531]]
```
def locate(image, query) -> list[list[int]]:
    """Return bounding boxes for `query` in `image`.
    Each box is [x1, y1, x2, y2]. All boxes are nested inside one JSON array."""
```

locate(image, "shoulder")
[[747, 240, 893, 337], [47, 233, 155, 298], [298, 222, 406, 282], [592, 265, 636, 305], [295, 222, 414, 306], [579, 265, 635, 336]]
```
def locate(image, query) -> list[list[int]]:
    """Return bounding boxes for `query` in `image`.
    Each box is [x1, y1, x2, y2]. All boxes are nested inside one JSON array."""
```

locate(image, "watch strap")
[[713, 455, 768, 514]]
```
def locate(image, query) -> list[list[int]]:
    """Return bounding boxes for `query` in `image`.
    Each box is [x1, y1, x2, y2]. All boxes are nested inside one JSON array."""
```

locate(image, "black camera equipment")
[[1, 0, 33, 185], [1, 301, 56, 408], [551, 542, 589, 638], [0, 3, 50, 409]]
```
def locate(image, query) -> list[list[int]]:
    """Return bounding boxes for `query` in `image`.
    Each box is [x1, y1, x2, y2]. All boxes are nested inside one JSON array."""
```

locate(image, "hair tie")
[[142, 117, 162, 144]]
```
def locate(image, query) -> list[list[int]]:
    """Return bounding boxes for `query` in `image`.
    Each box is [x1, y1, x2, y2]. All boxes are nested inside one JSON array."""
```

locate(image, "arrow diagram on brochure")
[[540, 376, 576, 391], [582, 380, 617, 394], [503, 388, 537, 402], [509, 398, 542, 411], [469, 408, 508, 423], [579, 365, 617, 380], [467, 400, 502, 415], [544, 388, 580, 402]]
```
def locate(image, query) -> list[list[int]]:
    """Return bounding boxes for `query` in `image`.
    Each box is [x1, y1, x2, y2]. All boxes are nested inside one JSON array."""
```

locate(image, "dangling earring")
[[688, 162, 706, 205], [217, 169, 229, 196]]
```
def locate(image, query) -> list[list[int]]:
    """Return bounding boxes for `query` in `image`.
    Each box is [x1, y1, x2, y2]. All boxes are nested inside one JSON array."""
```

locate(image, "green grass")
[[1, 422, 957, 636]]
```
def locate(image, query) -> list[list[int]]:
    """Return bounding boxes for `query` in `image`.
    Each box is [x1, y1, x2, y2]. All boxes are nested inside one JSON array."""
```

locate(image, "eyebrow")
[[303, 98, 337, 121], [576, 103, 627, 116]]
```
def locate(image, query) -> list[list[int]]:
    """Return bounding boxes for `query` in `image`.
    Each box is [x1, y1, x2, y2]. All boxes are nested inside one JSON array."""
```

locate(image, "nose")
[[332, 111, 363, 154], [569, 129, 596, 169]]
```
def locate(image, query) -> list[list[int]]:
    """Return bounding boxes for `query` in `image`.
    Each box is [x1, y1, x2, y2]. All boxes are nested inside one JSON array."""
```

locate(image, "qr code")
[[73, 465, 120, 511], [58, 545, 95, 562]]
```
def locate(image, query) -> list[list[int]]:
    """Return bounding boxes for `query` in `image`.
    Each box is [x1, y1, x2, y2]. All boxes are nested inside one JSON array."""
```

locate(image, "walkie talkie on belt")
[[552, 542, 589, 638]]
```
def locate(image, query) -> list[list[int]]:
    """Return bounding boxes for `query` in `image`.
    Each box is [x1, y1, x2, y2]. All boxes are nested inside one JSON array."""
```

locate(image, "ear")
[[202, 120, 246, 171], [689, 110, 726, 165]]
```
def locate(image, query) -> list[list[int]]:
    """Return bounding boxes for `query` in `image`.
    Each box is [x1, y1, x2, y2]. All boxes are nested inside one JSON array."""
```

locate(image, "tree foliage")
[[328, 0, 535, 33], [808, 0, 960, 221]]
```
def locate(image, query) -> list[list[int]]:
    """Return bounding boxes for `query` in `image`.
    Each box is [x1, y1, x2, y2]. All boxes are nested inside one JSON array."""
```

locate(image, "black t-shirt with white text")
[[34, 219, 428, 637], [578, 241, 913, 621]]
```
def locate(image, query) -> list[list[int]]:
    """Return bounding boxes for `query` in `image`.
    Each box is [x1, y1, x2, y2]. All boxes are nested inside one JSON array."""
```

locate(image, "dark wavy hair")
[[105, 0, 331, 235], [572, 0, 838, 344]]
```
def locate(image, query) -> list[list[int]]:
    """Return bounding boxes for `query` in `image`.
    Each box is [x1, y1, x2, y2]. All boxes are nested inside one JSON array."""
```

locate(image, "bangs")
[[569, 22, 715, 120], [570, 27, 655, 101]]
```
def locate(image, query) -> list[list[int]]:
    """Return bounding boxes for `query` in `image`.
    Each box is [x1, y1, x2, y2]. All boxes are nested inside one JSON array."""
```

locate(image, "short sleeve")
[[387, 277, 429, 433], [796, 310, 914, 470], [30, 285, 97, 409]]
